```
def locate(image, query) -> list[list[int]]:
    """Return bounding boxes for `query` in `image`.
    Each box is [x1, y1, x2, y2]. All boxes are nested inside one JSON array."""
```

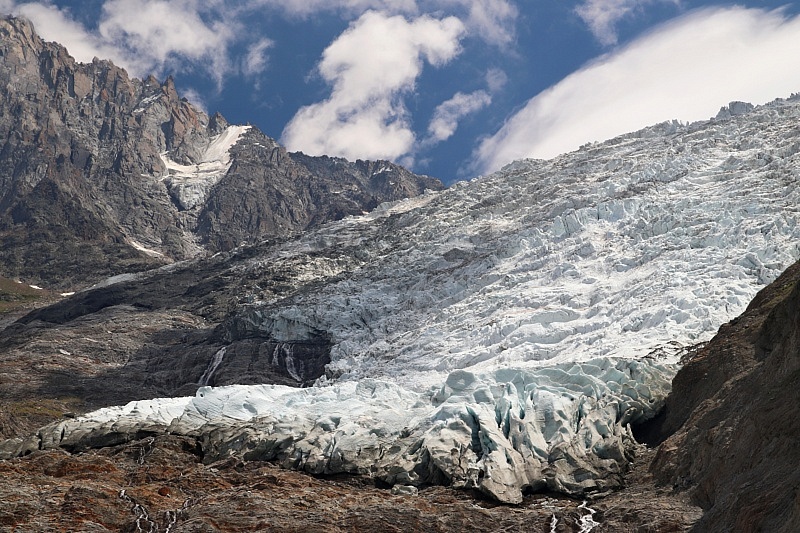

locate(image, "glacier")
[[9, 96, 800, 503], [34, 358, 671, 503]]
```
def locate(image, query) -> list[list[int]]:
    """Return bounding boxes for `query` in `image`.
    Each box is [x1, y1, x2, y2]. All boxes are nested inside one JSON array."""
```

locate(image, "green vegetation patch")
[[0, 276, 50, 313]]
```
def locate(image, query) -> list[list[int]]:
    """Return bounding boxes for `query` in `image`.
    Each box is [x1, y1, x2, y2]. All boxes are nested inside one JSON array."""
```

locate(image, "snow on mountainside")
[[9, 96, 800, 503], [247, 98, 800, 387], [161, 125, 252, 210]]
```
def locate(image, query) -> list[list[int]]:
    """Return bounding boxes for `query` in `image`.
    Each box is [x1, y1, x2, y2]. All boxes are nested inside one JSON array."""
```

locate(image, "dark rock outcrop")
[[652, 260, 800, 531], [0, 239, 343, 441], [196, 132, 441, 251], [0, 16, 443, 290]]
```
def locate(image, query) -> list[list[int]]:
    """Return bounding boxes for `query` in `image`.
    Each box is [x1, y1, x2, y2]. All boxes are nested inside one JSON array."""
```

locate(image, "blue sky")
[[3, 1, 800, 184]]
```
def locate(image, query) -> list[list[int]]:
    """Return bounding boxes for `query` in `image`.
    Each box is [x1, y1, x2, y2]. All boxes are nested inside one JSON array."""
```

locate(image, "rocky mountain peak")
[[0, 16, 443, 290]]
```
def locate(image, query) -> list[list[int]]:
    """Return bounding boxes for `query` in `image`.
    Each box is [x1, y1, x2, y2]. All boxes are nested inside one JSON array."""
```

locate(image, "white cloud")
[[281, 11, 464, 162], [181, 87, 207, 113], [7, 0, 514, 90], [13, 3, 121, 63], [426, 90, 491, 144], [431, 0, 517, 45], [575, 0, 678, 46], [97, 0, 234, 83], [255, 0, 417, 18], [243, 37, 273, 76], [485, 67, 508, 93], [8, 1, 240, 85], [475, 7, 800, 175]]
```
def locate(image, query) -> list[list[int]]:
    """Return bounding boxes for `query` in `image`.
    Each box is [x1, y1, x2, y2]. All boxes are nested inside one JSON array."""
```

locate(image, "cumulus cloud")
[[475, 7, 800, 175], [425, 90, 491, 145], [281, 11, 464, 162], [575, 0, 679, 46]]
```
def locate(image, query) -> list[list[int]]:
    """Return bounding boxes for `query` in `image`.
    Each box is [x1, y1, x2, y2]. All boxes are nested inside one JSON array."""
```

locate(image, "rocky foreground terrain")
[[2, 13, 800, 533], [0, 436, 699, 532]]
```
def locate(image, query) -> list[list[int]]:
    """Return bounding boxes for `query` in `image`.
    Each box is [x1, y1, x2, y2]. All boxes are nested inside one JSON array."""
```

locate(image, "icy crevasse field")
[[36, 98, 800, 502], [247, 99, 800, 387]]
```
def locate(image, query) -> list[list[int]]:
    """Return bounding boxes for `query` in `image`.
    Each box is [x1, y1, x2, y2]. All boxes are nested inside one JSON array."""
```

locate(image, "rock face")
[[0, 16, 442, 290], [196, 144, 441, 252], [652, 259, 800, 532]]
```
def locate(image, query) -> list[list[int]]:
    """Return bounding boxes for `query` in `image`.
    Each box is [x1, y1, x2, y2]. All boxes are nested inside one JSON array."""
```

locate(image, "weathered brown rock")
[[0, 434, 700, 532], [652, 260, 800, 531]]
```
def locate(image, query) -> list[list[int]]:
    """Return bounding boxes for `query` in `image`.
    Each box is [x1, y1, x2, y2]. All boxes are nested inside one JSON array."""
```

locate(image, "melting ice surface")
[[29, 97, 800, 503]]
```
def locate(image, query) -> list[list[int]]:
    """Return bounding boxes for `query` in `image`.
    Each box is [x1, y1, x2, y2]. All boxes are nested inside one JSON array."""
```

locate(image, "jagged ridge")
[[0, 16, 443, 289]]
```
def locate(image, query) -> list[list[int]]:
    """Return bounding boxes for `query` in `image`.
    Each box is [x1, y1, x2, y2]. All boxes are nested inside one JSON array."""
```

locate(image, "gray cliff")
[[0, 16, 443, 289]]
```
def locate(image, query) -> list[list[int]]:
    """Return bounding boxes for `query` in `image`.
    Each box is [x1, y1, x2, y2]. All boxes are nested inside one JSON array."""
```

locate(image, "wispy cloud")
[[253, 0, 417, 19], [180, 87, 208, 113], [575, 0, 679, 46], [485, 67, 508, 93], [252, 0, 516, 45], [0, 0, 15, 14], [435, 0, 517, 46], [243, 38, 273, 77], [281, 11, 464, 162], [7, 0, 247, 87], [97, 0, 234, 84], [12, 2, 122, 63], [475, 7, 800, 175], [425, 90, 492, 145]]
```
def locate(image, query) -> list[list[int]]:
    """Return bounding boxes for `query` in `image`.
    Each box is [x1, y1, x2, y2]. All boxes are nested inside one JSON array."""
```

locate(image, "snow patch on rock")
[[128, 239, 165, 258], [161, 125, 250, 210]]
